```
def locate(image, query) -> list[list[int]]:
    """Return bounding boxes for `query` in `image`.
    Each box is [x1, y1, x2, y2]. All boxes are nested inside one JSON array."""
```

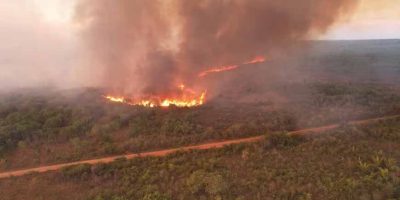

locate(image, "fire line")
[[105, 85, 207, 108], [198, 56, 266, 78], [104, 56, 265, 108]]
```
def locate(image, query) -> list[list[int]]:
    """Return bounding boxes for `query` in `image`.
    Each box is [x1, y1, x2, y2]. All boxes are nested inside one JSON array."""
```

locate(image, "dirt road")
[[0, 115, 398, 179]]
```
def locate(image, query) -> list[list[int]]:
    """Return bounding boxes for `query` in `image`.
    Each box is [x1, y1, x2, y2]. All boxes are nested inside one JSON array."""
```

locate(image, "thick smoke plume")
[[76, 0, 358, 96]]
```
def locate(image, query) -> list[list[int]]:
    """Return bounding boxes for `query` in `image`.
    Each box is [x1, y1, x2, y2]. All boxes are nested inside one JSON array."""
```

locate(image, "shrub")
[[0, 158, 7, 168], [393, 183, 400, 199], [61, 164, 92, 179], [223, 123, 239, 134], [161, 117, 200, 136], [186, 170, 228, 197], [91, 163, 113, 177], [355, 152, 400, 199], [269, 111, 298, 131], [43, 114, 65, 129], [130, 115, 158, 136], [91, 119, 122, 135], [61, 118, 93, 138], [90, 193, 118, 200], [101, 142, 118, 154], [142, 192, 171, 200], [266, 132, 306, 149]]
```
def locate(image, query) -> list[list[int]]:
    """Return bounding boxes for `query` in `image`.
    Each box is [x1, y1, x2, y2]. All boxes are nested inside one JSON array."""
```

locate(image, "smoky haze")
[[75, 0, 358, 96], [0, 1, 79, 91]]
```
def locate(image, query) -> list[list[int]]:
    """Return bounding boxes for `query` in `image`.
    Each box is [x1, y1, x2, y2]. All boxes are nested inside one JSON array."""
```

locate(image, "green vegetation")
[[0, 80, 399, 171], [266, 132, 306, 149], [292, 82, 400, 127], [1, 118, 400, 200]]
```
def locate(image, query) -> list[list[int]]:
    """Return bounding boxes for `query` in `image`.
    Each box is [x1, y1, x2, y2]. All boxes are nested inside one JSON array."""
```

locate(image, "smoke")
[[75, 0, 358, 96], [0, 1, 80, 91]]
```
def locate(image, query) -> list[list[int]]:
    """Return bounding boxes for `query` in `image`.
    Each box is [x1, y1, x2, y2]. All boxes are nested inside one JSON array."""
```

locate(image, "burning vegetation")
[[104, 56, 266, 107], [198, 56, 267, 78], [76, 0, 358, 108], [105, 84, 206, 108]]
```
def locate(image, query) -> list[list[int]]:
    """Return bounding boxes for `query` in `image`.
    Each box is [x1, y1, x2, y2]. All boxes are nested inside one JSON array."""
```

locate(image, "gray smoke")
[[75, 0, 358, 95]]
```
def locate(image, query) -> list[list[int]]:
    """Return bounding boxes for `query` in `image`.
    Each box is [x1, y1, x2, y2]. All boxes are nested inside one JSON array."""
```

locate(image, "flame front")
[[198, 65, 239, 77], [105, 96, 125, 103], [159, 92, 206, 107], [244, 56, 266, 64], [199, 55, 266, 77], [105, 85, 206, 108], [105, 56, 264, 107]]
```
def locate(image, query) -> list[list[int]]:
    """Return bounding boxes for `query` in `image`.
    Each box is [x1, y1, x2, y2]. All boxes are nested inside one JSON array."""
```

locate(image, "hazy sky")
[[0, 0, 79, 89], [0, 0, 399, 89], [12, 0, 398, 40], [323, 0, 400, 40]]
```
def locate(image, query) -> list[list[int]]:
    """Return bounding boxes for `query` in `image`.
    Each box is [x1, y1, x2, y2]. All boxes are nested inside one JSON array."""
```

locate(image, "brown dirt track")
[[0, 115, 399, 179]]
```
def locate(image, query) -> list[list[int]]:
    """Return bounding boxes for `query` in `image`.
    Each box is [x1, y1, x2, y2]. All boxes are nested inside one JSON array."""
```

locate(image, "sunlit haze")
[[323, 0, 400, 40], [24, 0, 400, 40], [0, 0, 398, 89]]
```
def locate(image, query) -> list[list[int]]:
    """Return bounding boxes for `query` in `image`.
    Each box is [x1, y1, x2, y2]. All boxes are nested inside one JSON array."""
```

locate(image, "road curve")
[[0, 115, 399, 179]]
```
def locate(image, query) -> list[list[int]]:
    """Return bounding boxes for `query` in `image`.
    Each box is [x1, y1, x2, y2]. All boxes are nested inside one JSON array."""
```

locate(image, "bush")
[[59, 118, 93, 138], [161, 117, 201, 136], [142, 192, 171, 200], [61, 164, 92, 179], [130, 115, 159, 136], [266, 132, 306, 149], [101, 142, 118, 155], [91, 163, 114, 177], [43, 114, 65, 129], [393, 183, 400, 199], [186, 170, 228, 198], [91, 193, 126, 200]]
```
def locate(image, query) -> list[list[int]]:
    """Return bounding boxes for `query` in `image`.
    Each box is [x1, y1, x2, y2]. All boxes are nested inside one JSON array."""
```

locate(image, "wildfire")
[[198, 65, 239, 77], [244, 56, 266, 64], [105, 96, 125, 103], [104, 85, 207, 108], [198, 55, 266, 77], [159, 92, 206, 107], [105, 56, 265, 107]]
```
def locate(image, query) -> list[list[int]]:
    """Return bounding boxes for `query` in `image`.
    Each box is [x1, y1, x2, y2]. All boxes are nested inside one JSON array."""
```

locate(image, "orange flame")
[[105, 96, 125, 103], [105, 56, 265, 107], [198, 65, 239, 77], [244, 56, 266, 64], [159, 91, 206, 107], [104, 85, 207, 108], [198, 55, 266, 77]]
